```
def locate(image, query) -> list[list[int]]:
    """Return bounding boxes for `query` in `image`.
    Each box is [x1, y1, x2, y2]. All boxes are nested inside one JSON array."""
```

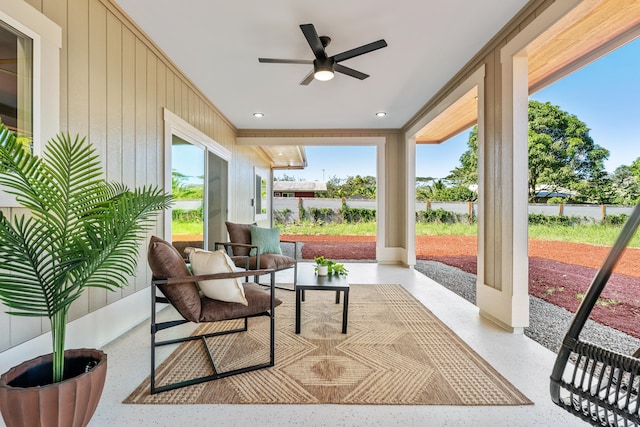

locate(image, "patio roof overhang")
[[415, 0, 640, 144], [257, 144, 307, 169]]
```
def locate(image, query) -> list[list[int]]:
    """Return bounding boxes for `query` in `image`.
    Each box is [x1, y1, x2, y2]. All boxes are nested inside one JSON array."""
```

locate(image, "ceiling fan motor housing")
[[314, 57, 335, 81]]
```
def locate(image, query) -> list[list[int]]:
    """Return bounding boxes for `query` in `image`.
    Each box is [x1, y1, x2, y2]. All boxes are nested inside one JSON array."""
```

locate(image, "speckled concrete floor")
[[90, 263, 585, 427]]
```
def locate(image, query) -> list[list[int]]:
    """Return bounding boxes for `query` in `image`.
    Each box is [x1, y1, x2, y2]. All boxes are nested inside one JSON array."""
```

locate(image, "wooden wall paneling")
[[212, 113, 220, 145], [181, 81, 189, 125], [120, 27, 136, 298], [67, 0, 90, 322], [24, 0, 42, 12], [88, 0, 108, 312], [199, 97, 206, 137], [43, 0, 68, 131], [204, 98, 212, 139], [66, 0, 89, 137], [165, 70, 175, 114], [106, 11, 124, 304], [385, 134, 402, 247], [192, 91, 199, 131], [173, 75, 182, 118], [0, 208, 10, 350], [105, 11, 123, 183], [187, 89, 195, 127], [5, 206, 44, 345], [484, 48, 498, 290], [10, 314, 41, 350], [135, 51, 157, 292], [133, 39, 147, 292], [121, 29, 136, 188], [134, 39, 147, 187], [0, 305, 9, 352], [155, 62, 166, 239]]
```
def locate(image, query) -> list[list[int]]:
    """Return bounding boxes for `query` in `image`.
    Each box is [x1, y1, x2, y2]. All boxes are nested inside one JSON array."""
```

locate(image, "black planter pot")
[[0, 348, 107, 427]]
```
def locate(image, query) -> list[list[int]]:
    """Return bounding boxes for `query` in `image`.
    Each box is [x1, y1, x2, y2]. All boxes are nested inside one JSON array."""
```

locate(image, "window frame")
[[0, 1, 61, 207]]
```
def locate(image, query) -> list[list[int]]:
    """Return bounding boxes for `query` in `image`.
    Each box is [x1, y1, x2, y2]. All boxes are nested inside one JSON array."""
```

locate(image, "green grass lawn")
[[275, 221, 640, 248], [172, 221, 204, 236]]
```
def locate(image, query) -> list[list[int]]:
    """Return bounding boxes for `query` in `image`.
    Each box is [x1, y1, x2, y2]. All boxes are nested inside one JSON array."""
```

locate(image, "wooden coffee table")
[[295, 269, 349, 334]]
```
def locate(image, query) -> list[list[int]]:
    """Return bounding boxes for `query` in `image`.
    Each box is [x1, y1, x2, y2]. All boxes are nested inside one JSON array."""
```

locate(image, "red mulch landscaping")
[[283, 234, 640, 339]]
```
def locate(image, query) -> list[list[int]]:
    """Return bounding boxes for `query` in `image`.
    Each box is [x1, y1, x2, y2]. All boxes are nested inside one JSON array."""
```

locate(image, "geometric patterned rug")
[[124, 284, 532, 405]]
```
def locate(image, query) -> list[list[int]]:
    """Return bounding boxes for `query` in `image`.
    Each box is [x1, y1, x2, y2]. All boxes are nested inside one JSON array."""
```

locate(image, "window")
[[0, 1, 61, 206], [254, 167, 268, 221], [0, 21, 32, 145]]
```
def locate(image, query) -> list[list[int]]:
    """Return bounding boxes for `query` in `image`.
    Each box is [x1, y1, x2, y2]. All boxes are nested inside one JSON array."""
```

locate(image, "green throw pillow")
[[250, 225, 282, 256]]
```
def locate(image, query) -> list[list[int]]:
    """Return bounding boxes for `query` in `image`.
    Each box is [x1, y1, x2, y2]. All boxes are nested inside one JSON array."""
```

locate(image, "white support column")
[[406, 136, 417, 267], [478, 53, 530, 332], [476, 0, 581, 332], [477, 52, 530, 333]]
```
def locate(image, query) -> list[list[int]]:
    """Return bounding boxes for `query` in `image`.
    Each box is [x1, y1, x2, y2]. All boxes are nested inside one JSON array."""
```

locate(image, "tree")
[[416, 178, 476, 202], [609, 165, 640, 205], [629, 157, 640, 179], [323, 175, 376, 199], [274, 174, 298, 181], [171, 170, 203, 200], [527, 100, 608, 201], [450, 100, 610, 202], [449, 128, 478, 186]]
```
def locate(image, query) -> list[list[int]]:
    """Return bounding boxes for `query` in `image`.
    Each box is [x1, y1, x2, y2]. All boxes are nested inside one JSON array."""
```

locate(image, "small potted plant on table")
[[314, 256, 348, 277]]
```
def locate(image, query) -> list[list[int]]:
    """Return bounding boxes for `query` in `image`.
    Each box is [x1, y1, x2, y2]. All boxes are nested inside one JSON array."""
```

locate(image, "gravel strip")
[[415, 260, 640, 356]]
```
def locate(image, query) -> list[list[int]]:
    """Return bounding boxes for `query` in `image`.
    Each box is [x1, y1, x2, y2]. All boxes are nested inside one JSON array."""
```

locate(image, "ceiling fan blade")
[[259, 58, 313, 64], [300, 24, 326, 59], [335, 64, 369, 80], [299, 70, 315, 85], [332, 39, 387, 63]]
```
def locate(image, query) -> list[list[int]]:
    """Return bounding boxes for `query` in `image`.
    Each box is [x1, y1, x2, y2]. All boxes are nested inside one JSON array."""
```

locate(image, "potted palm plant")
[[0, 124, 171, 427]]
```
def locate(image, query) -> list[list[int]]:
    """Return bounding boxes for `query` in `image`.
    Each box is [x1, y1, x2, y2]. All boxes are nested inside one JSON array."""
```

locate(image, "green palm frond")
[[0, 123, 172, 382]]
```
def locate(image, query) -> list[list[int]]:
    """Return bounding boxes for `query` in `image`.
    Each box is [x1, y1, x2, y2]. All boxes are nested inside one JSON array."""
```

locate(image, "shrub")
[[603, 213, 628, 226], [340, 201, 376, 223], [308, 207, 337, 224], [527, 213, 584, 226], [273, 208, 294, 225], [172, 206, 204, 223], [416, 208, 470, 224]]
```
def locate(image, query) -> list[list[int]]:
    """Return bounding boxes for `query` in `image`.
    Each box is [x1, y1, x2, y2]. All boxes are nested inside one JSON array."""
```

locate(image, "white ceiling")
[[114, 0, 528, 130]]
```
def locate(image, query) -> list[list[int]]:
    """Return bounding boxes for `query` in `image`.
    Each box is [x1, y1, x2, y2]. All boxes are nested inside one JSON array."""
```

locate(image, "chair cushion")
[[147, 236, 201, 322], [225, 222, 253, 257], [187, 249, 248, 306], [199, 283, 282, 322], [250, 225, 282, 255], [248, 254, 296, 270]]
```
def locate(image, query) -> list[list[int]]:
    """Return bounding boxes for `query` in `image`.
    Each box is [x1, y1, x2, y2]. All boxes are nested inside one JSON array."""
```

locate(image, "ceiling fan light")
[[314, 69, 334, 81], [313, 59, 335, 81]]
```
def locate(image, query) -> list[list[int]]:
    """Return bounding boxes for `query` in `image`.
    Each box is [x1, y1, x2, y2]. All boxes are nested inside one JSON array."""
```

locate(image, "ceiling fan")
[[258, 23, 387, 85]]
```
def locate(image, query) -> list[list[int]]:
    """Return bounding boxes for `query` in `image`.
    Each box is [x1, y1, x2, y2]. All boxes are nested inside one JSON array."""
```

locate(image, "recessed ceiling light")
[[376, 111, 387, 117], [253, 112, 264, 118]]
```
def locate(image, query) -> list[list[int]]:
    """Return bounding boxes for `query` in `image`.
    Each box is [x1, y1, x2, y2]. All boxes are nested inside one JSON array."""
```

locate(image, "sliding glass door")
[[207, 150, 228, 247], [165, 110, 230, 254], [171, 135, 205, 249]]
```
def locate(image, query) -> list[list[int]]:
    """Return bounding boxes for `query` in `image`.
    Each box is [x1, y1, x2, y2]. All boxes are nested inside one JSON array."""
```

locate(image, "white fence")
[[273, 197, 635, 222]]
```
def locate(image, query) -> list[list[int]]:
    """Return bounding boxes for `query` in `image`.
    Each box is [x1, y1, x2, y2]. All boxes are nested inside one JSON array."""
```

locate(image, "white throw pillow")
[[188, 249, 248, 306]]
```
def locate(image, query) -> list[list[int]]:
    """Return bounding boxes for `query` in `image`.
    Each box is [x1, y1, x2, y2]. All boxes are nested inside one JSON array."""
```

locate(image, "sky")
[[275, 37, 640, 182]]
